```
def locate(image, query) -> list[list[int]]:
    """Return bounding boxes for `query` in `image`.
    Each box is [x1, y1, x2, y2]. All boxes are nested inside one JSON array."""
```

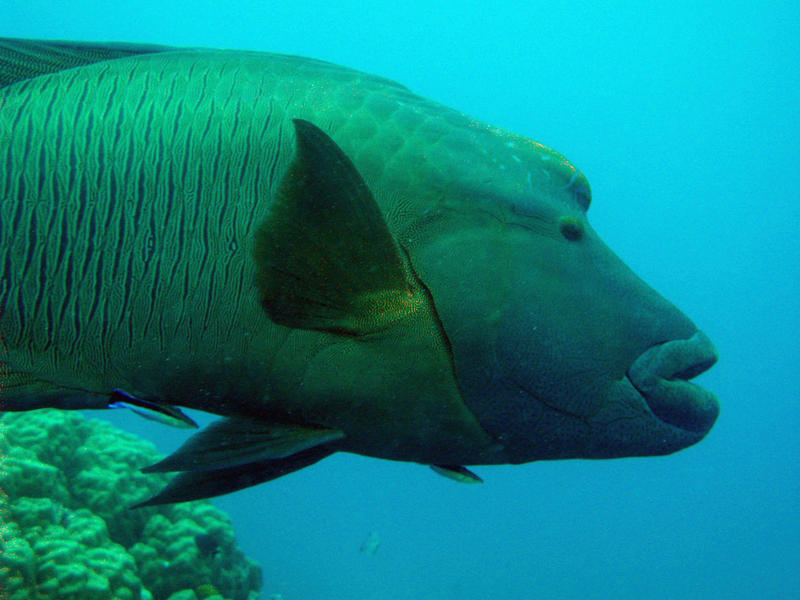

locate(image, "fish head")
[[407, 134, 720, 462]]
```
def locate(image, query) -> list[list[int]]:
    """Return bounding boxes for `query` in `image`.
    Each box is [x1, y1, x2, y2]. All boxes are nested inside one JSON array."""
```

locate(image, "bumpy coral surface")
[[0, 410, 262, 600]]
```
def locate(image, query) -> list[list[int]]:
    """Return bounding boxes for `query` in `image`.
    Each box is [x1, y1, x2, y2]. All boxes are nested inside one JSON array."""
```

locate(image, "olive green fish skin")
[[0, 37, 171, 87], [0, 40, 719, 481], [0, 47, 503, 463]]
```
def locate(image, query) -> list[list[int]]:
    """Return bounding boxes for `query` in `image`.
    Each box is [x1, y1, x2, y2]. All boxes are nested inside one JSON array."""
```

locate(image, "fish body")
[[360, 531, 381, 556], [0, 39, 719, 504]]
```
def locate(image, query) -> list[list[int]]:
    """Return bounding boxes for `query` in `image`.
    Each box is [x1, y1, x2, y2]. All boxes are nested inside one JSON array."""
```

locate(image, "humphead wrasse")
[[0, 39, 720, 505]]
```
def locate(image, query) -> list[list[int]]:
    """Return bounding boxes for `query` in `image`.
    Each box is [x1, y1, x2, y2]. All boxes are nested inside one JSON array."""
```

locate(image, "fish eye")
[[559, 216, 584, 241]]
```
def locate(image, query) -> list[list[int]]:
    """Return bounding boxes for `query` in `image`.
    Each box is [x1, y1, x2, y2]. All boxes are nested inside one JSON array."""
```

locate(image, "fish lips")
[[627, 331, 720, 434]]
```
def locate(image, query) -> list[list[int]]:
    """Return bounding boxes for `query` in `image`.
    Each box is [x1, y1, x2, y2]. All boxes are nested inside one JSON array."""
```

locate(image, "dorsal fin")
[[0, 38, 177, 88]]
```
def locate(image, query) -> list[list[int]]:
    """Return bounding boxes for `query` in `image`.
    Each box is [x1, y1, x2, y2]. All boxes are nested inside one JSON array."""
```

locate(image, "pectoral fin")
[[134, 418, 343, 506], [254, 119, 424, 336], [142, 418, 343, 472], [430, 464, 483, 484], [133, 446, 334, 507]]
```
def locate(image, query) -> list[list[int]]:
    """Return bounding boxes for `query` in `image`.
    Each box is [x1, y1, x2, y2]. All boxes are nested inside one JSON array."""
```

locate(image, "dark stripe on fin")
[[0, 37, 177, 88], [142, 417, 344, 472], [254, 119, 423, 336], [132, 446, 334, 507]]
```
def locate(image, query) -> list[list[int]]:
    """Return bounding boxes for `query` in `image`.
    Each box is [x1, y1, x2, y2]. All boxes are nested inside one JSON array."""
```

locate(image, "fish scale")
[[0, 47, 477, 414], [1, 52, 283, 391]]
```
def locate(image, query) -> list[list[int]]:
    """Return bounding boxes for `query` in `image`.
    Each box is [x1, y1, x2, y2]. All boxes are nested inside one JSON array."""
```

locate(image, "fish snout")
[[627, 331, 720, 434]]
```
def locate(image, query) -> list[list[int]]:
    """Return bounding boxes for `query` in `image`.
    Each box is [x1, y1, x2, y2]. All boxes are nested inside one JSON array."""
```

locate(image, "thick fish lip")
[[627, 331, 720, 434]]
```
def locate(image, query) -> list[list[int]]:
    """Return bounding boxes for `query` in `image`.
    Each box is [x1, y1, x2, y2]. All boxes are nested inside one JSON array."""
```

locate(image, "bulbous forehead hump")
[[394, 110, 592, 213]]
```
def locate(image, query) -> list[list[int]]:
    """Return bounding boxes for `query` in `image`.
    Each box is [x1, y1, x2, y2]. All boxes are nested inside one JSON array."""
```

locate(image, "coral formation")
[[0, 410, 262, 600]]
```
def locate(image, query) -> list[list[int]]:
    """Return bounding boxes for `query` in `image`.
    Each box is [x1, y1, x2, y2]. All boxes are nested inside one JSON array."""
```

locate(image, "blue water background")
[[2, 2, 798, 598]]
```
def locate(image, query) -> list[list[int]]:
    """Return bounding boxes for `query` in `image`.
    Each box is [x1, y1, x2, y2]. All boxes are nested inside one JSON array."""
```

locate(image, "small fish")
[[359, 531, 381, 556], [195, 583, 221, 599], [194, 532, 222, 558], [108, 389, 198, 429]]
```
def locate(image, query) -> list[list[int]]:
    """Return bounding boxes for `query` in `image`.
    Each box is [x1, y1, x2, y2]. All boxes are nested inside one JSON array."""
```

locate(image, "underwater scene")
[[0, 1, 798, 599]]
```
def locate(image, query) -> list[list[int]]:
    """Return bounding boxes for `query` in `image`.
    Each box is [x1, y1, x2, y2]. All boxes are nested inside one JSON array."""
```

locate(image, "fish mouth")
[[627, 331, 720, 433]]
